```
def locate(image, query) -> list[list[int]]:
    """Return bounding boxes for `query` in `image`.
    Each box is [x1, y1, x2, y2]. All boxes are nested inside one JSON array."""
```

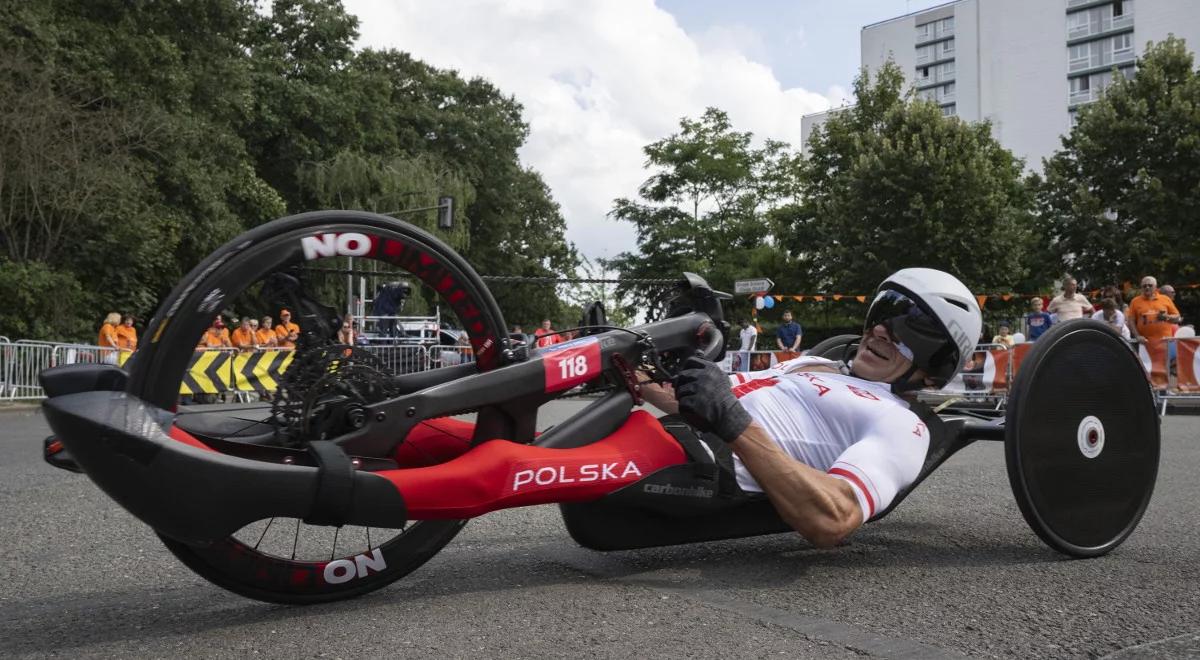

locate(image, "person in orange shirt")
[[1127, 276, 1182, 342], [256, 316, 278, 348], [98, 312, 121, 364], [197, 317, 233, 350], [115, 315, 138, 353], [231, 317, 257, 353], [275, 309, 300, 349]]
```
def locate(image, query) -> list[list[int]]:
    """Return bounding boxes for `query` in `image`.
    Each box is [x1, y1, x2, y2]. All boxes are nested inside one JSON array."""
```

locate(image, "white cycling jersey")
[[726, 356, 929, 522]]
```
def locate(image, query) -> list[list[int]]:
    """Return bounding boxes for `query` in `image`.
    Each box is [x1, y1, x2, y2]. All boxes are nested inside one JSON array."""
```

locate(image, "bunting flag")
[[746, 285, 1196, 307]]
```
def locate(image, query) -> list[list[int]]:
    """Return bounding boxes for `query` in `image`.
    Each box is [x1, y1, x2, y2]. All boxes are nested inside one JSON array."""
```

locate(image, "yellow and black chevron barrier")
[[181, 349, 295, 395]]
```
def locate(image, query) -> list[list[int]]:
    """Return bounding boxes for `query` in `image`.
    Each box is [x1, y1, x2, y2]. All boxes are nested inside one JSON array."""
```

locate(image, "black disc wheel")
[[1004, 319, 1160, 558], [128, 210, 509, 603]]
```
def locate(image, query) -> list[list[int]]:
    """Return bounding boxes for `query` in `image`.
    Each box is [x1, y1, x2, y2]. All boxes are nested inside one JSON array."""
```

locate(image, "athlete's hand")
[[673, 356, 752, 443]]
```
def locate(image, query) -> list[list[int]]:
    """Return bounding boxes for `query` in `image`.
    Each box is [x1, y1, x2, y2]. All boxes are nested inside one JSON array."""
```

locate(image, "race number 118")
[[544, 339, 601, 393], [560, 355, 589, 380]]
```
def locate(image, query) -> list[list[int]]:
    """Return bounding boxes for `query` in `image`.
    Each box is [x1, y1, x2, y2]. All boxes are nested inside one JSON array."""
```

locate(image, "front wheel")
[[130, 210, 508, 603]]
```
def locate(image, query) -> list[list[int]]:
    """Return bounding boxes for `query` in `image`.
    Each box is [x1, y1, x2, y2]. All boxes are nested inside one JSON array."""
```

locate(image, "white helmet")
[[864, 268, 982, 389]]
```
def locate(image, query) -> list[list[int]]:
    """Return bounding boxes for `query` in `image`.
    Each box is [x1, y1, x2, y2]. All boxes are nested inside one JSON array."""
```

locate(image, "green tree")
[[608, 107, 791, 320], [1039, 36, 1200, 286], [0, 0, 575, 340], [785, 61, 1040, 295]]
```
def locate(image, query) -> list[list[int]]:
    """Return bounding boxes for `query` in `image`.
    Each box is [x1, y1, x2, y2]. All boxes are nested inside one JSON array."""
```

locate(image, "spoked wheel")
[[1004, 319, 1160, 557], [129, 211, 509, 603]]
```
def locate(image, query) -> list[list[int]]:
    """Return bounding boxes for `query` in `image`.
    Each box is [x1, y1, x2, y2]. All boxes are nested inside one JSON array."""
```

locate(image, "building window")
[[939, 82, 956, 103], [941, 39, 955, 56], [1113, 32, 1133, 57], [941, 104, 957, 117], [1113, 1, 1124, 17], [917, 22, 931, 41], [916, 44, 935, 64]]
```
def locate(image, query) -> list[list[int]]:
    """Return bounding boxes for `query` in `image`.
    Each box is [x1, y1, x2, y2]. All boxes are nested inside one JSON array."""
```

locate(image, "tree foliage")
[[608, 108, 790, 320], [0, 0, 575, 340], [1039, 36, 1200, 286], [785, 61, 1041, 294]]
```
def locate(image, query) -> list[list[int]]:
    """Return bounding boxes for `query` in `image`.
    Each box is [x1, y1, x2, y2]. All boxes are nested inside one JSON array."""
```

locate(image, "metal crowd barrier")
[[4, 335, 1196, 413]]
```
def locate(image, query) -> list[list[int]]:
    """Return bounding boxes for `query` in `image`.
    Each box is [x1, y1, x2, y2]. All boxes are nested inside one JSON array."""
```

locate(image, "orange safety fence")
[[1170, 338, 1200, 393], [1136, 339, 1170, 391]]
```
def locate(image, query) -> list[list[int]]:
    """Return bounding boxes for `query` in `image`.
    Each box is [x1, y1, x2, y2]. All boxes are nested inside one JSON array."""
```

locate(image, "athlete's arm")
[[636, 372, 679, 415], [729, 423, 863, 547]]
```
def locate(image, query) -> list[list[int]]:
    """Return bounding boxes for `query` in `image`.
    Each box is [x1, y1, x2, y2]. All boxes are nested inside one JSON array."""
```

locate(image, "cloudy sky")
[[343, 0, 945, 259]]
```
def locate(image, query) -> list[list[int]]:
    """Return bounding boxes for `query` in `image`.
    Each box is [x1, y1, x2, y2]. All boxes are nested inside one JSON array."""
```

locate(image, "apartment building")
[[800, 0, 1200, 169]]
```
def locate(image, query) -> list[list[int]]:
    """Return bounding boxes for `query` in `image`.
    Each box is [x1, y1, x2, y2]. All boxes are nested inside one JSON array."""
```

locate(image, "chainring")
[[271, 345, 402, 448]]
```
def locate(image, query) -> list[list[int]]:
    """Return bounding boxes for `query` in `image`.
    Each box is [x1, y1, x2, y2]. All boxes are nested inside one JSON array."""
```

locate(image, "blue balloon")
[[763, 295, 775, 309]]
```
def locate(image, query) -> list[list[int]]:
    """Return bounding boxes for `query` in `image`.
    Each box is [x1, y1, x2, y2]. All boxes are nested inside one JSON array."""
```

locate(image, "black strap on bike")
[[659, 414, 743, 498], [304, 441, 356, 526]]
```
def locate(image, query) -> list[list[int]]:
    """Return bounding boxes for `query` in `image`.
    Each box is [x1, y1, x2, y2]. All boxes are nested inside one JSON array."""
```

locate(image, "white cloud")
[[344, 0, 838, 259]]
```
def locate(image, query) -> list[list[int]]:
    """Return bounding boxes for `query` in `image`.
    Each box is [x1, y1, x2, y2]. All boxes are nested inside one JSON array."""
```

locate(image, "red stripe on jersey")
[[731, 376, 779, 399], [829, 467, 875, 518]]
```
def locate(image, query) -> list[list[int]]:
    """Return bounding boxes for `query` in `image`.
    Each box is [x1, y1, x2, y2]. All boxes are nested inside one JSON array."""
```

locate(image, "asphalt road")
[[1, 401, 1197, 659]]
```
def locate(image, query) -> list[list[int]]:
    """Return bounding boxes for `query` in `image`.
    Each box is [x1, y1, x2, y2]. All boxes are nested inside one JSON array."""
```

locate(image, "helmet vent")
[[943, 298, 969, 311]]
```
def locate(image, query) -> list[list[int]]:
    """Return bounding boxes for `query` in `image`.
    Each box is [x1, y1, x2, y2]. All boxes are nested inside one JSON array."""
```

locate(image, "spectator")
[[1102, 284, 1129, 313], [1025, 298, 1053, 341], [256, 316, 278, 348], [534, 319, 561, 349], [1092, 298, 1131, 339], [275, 309, 300, 349], [1160, 285, 1181, 336], [456, 331, 474, 363], [115, 314, 138, 353], [1047, 276, 1092, 321], [992, 323, 1015, 348], [337, 317, 355, 345], [776, 310, 803, 353], [510, 325, 528, 345], [198, 317, 232, 349], [97, 312, 121, 364], [737, 318, 758, 373], [231, 317, 256, 352], [1127, 276, 1181, 343]]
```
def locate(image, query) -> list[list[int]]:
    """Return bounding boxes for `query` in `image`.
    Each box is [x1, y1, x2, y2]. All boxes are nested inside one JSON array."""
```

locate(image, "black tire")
[[1004, 319, 1160, 558], [805, 334, 860, 365], [128, 211, 508, 603]]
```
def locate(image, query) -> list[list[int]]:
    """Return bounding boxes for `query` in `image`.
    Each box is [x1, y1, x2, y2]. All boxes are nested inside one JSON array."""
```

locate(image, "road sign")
[[734, 278, 774, 295]]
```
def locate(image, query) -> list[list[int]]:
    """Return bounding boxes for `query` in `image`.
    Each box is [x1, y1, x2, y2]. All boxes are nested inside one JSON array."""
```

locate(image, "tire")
[[128, 210, 508, 603], [1004, 319, 1160, 557], [806, 334, 860, 365]]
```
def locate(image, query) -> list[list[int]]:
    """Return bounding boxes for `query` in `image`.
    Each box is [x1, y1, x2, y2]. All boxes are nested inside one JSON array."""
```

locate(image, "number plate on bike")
[[542, 337, 602, 393]]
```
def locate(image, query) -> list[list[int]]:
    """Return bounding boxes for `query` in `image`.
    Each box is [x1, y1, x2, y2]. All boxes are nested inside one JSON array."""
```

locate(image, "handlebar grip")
[[695, 321, 723, 362]]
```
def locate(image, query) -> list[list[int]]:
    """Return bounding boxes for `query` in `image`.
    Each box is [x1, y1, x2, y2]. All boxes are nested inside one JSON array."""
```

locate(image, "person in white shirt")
[[736, 319, 758, 372], [643, 269, 982, 548], [1047, 276, 1092, 322], [1092, 297, 1130, 339]]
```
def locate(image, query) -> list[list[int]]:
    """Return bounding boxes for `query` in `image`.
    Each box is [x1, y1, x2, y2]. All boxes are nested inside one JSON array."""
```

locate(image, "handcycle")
[[39, 211, 1161, 604]]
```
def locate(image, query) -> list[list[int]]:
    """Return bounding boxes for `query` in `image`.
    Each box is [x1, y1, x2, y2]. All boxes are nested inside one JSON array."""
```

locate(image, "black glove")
[[673, 356, 753, 443]]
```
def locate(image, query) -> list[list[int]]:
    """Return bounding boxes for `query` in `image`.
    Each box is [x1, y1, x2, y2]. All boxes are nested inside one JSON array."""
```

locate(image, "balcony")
[[1069, 47, 1135, 73], [916, 68, 955, 88], [1069, 87, 1098, 105], [1068, 12, 1134, 40]]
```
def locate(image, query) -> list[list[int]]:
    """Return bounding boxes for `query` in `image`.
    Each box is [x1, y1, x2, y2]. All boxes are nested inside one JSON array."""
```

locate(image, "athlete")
[[643, 268, 982, 548]]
